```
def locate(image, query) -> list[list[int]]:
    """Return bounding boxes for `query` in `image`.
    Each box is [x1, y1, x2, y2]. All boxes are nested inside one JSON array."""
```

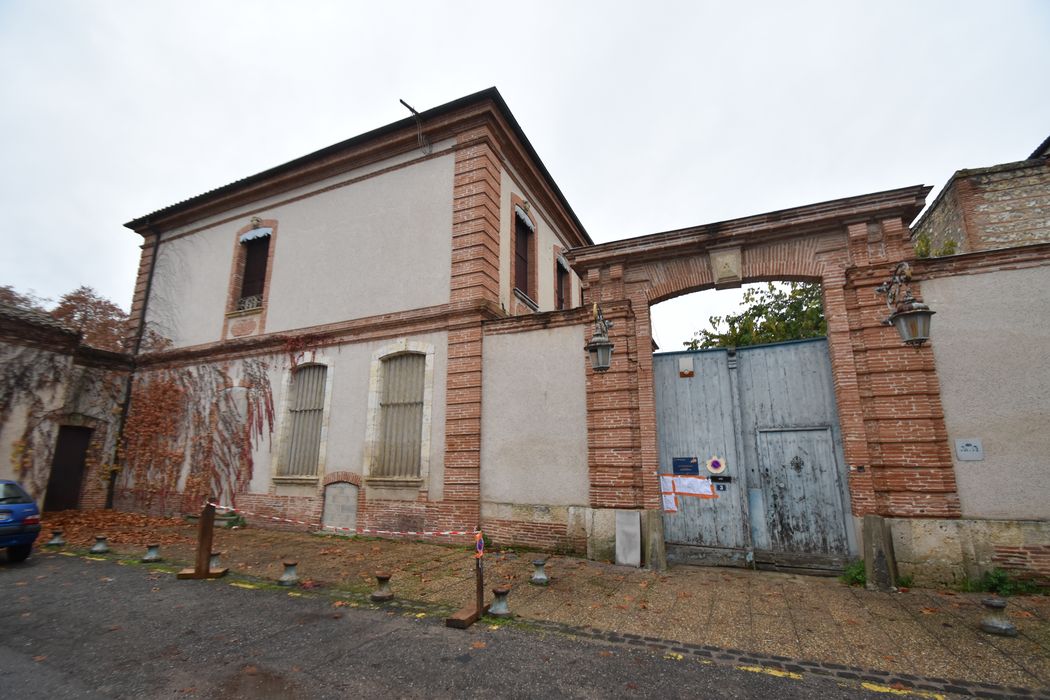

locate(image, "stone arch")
[[566, 186, 959, 524]]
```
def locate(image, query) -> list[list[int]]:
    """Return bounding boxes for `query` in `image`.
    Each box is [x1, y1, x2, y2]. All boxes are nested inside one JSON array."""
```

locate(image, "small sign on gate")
[[672, 457, 700, 475]]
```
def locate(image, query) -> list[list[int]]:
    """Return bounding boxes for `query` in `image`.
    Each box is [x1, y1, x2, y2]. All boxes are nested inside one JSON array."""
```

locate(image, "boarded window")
[[239, 235, 270, 305], [514, 216, 532, 297], [375, 353, 425, 478], [280, 364, 326, 477]]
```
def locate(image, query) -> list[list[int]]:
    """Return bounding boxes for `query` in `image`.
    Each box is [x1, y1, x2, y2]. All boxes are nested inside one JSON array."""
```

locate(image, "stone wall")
[[891, 517, 1050, 585], [913, 157, 1050, 255]]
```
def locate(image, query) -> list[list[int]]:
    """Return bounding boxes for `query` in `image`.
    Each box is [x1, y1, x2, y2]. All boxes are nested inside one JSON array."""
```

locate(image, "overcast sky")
[[2, 1, 1047, 348]]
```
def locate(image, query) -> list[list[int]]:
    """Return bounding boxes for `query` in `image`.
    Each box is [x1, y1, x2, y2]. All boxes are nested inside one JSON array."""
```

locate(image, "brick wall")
[[570, 187, 961, 521]]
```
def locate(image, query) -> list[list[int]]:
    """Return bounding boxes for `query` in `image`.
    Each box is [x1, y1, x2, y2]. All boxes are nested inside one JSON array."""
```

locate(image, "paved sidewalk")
[[37, 511, 1050, 694]]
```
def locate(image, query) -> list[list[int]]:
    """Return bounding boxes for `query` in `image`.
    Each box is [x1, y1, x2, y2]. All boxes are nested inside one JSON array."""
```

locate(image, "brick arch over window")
[[566, 186, 960, 521]]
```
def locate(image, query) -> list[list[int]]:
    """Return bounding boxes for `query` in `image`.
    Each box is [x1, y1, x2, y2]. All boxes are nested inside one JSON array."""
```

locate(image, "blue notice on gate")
[[672, 457, 700, 475]]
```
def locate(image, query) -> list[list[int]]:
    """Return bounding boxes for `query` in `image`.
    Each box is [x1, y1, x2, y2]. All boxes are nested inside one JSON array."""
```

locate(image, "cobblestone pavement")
[[34, 511, 1050, 698]]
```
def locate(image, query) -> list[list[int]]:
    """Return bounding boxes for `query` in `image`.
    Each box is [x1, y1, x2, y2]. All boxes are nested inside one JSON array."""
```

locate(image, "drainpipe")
[[106, 223, 160, 509]]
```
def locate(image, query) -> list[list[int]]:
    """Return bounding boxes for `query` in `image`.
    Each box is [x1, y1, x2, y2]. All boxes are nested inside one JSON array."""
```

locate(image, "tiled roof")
[[0, 301, 77, 335]]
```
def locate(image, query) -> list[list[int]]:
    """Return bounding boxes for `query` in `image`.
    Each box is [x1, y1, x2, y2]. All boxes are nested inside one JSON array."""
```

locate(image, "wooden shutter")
[[281, 364, 326, 477], [240, 236, 270, 300], [514, 217, 531, 295], [556, 264, 569, 309], [376, 353, 425, 478]]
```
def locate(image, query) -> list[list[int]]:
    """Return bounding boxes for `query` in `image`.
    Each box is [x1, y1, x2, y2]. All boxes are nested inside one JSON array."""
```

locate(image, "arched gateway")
[[566, 185, 960, 570]]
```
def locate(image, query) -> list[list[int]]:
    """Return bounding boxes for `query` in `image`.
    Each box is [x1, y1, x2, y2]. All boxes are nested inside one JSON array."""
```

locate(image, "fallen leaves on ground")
[[471, 641, 486, 649], [41, 509, 192, 548], [919, 607, 940, 615]]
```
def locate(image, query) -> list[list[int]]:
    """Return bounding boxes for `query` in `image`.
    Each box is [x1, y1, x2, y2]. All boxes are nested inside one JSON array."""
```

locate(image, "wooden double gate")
[[654, 338, 857, 572]]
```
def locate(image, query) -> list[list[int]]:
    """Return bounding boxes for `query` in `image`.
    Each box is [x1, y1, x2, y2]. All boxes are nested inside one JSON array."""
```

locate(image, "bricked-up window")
[[237, 228, 271, 311], [514, 211, 534, 299], [279, 364, 327, 477], [556, 261, 570, 310], [375, 353, 426, 479]]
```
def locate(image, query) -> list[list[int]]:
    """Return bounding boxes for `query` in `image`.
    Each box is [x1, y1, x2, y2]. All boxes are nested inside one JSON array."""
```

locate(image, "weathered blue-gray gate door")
[[654, 338, 856, 572]]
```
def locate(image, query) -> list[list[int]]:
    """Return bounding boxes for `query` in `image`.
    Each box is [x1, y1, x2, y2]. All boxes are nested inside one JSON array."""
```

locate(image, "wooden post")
[[178, 500, 228, 579], [445, 531, 487, 629]]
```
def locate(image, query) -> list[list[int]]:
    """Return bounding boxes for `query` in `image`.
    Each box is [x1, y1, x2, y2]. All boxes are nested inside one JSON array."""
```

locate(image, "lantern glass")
[[586, 335, 614, 372], [891, 308, 934, 346]]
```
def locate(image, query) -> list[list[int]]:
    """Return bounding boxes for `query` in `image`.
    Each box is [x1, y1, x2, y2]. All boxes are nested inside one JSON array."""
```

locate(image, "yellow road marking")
[[736, 665, 803, 680], [861, 682, 945, 699]]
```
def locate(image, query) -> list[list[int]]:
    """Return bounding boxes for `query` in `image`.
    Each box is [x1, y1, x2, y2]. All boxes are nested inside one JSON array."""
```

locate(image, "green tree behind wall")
[[684, 282, 826, 350]]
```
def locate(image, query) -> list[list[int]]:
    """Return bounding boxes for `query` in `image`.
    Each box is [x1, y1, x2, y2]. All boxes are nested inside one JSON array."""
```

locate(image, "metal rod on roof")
[[399, 99, 432, 156]]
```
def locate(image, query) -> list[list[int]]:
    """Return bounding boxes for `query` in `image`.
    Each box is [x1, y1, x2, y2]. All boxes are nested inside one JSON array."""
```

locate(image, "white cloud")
[[1, 0, 1047, 338]]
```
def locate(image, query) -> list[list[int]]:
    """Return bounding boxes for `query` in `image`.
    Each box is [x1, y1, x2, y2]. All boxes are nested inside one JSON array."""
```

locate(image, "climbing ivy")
[[119, 358, 275, 513]]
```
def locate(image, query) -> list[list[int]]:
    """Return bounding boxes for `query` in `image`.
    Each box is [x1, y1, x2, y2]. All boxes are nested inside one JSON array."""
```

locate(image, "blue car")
[[0, 480, 41, 563]]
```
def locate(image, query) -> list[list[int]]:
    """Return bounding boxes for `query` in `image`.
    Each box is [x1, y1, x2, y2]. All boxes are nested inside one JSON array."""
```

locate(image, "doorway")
[[44, 426, 93, 511]]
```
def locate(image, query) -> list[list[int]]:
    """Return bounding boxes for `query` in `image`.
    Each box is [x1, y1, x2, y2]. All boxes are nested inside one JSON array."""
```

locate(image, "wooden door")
[[655, 349, 749, 566], [654, 338, 855, 571], [44, 426, 93, 511]]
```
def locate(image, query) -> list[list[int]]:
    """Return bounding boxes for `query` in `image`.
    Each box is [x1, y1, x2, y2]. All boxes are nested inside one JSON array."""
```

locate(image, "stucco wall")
[[480, 324, 589, 507], [248, 331, 448, 500], [498, 168, 581, 313], [146, 150, 455, 348], [923, 265, 1050, 519]]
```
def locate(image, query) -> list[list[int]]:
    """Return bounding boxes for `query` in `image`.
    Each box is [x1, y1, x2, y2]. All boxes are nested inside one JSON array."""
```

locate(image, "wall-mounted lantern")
[[875, 262, 935, 347], [585, 303, 614, 372]]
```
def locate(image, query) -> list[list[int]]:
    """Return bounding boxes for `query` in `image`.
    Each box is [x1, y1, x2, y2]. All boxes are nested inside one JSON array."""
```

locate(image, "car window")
[[0, 483, 33, 504]]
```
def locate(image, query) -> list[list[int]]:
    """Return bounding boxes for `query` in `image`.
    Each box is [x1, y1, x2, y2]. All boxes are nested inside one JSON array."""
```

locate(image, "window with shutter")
[[556, 262, 570, 310], [374, 353, 426, 478], [240, 236, 270, 301], [514, 216, 531, 295], [279, 364, 327, 477]]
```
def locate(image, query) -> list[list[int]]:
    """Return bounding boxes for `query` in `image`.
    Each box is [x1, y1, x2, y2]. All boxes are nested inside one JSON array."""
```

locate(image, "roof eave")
[[124, 87, 591, 246]]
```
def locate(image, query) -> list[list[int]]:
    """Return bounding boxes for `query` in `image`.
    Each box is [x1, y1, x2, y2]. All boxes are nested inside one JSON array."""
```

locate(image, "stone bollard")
[[530, 559, 550, 586], [370, 571, 394, 602], [979, 597, 1018, 637], [142, 544, 162, 563], [278, 560, 299, 586], [209, 551, 223, 571], [89, 536, 109, 554], [45, 530, 66, 547], [489, 586, 512, 618]]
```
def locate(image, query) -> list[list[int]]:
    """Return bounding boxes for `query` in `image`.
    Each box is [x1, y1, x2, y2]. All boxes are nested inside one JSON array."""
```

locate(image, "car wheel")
[[6, 543, 32, 562]]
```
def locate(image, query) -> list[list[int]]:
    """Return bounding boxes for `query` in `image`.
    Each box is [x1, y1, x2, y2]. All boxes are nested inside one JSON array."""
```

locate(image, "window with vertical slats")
[[375, 353, 425, 478], [279, 364, 326, 477]]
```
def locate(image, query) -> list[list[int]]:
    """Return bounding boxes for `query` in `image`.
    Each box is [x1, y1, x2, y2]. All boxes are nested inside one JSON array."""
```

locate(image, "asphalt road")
[[0, 552, 891, 699]]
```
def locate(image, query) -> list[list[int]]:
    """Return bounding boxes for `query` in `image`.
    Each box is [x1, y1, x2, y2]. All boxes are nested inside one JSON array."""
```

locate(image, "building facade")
[[13, 88, 1045, 583], [0, 303, 130, 512], [119, 89, 596, 550]]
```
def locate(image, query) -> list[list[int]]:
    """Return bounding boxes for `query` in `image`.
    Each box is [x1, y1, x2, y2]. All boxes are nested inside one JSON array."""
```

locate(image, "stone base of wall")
[[888, 517, 1050, 585], [480, 501, 588, 555]]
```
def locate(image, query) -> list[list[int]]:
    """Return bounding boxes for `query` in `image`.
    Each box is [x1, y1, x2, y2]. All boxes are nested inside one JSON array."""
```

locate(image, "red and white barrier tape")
[[206, 501, 472, 538]]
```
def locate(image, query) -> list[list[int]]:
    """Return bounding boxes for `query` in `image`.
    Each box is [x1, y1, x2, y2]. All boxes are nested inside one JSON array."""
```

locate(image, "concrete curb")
[[520, 618, 1050, 699]]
